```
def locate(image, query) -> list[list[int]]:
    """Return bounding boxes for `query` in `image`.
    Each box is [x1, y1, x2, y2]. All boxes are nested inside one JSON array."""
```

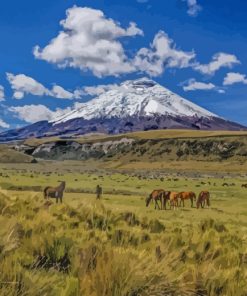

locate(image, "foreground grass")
[[0, 161, 246, 295], [0, 188, 246, 296]]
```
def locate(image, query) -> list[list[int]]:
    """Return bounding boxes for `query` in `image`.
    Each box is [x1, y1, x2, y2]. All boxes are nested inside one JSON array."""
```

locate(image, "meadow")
[[0, 160, 246, 296]]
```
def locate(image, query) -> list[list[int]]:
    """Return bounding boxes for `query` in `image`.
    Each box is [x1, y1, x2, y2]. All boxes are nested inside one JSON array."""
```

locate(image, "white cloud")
[[33, 6, 143, 77], [137, 0, 149, 3], [134, 31, 195, 76], [8, 104, 78, 124], [223, 72, 247, 86], [0, 85, 5, 101], [7, 73, 80, 100], [184, 0, 202, 17], [51, 85, 75, 99], [0, 119, 10, 129], [194, 53, 240, 75], [9, 104, 54, 123], [183, 79, 215, 91], [82, 84, 118, 96], [7, 73, 51, 99]]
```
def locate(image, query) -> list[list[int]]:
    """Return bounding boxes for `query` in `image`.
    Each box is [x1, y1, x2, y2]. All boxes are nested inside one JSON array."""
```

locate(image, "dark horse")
[[44, 181, 66, 204], [146, 190, 171, 210], [196, 191, 210, 209]]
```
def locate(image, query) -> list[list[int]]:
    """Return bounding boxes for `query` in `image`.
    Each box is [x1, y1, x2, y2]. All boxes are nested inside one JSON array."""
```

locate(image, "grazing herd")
[[43, 181, 210, 210], [146, 189, 210, 210]]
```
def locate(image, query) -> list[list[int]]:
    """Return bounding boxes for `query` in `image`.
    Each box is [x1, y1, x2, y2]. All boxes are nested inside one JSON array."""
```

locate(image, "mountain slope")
[[0, 78, 245, 142], [52, 78, 217, 124]]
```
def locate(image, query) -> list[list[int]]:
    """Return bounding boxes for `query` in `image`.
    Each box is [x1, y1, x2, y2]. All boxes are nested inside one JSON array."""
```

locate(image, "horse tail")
[[44, 187, 50, 199]]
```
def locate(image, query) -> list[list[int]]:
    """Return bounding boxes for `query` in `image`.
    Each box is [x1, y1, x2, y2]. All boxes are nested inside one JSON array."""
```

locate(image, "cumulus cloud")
[[194, 53, 240, 76], [51, 85, 75, 99], [0, 118, 10, 129], [134, 31, 195, 76], [183, 79, 215, 91], [7, 73, 79, 100], [184, 0, 202, 17], [33, 6, 143, 77], [82, 84, 119, 96], [0, 86, 5, 101], [223, 72, 247, 86], [9, 104, 54, 123], [8, 104, 79, 124], [7, 73, 51, 99]]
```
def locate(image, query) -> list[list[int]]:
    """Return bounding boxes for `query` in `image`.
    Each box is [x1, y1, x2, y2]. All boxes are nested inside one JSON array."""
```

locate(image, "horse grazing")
[[146, 189, 164, 210], [241, 184, 247, 188], [44, 181, 66, 204], [177, 191, 196, 208], [196, 191, 210, 209], [169, 192, 179, 210]]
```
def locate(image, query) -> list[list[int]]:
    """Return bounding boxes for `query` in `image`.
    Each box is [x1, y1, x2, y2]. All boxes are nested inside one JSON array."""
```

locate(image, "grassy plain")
[[23, 129, 247, 147], [0, 159, 246, 295]]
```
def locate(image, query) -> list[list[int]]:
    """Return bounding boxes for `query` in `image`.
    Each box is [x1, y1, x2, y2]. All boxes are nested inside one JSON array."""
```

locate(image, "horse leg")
[[164, 198, 167, 210], [183, 199, 185, 208], [155, 200, 160, 210]]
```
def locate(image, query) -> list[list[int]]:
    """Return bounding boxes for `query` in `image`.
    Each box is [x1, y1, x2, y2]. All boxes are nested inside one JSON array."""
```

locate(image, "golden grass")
[[0, 158, 246, 295], [0, 190, 246, 296], [23, 129, 247, 147]]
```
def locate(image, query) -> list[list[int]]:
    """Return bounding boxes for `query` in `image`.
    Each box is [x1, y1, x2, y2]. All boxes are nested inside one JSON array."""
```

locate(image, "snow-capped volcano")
[[0, 78, 245, 142], [52, 78, 217, 124]]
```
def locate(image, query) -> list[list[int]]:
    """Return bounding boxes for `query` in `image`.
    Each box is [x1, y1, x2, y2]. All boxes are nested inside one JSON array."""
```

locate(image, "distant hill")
[[11, 130, 247, 169], [0, 144, 33, 163]]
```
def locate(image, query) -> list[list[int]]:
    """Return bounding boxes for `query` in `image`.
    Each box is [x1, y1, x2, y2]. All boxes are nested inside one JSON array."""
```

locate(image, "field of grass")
[[0, 160, 246, 295]]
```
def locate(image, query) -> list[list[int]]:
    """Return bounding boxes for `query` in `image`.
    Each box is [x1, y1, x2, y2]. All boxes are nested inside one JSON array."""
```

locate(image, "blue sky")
[[0, 0, 247, 129]]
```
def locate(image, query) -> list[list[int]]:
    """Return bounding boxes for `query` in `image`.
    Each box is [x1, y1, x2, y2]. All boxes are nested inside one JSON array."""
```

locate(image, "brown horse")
[[241, 184, 247, 188], [44, 181, 66, 204], [196, 191, 210, 209], [177, 191, 196, 208], [169, 192, 179, 210], [146, 189, 164, 210]]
